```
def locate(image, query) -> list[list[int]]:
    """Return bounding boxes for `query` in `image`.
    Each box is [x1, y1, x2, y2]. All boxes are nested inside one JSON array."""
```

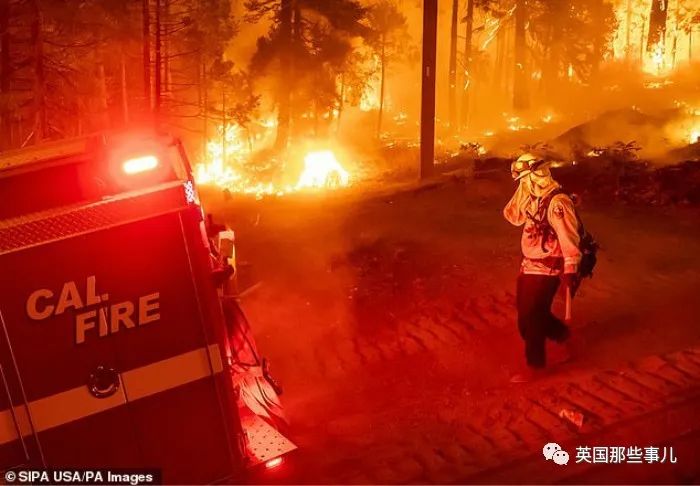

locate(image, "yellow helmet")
[[511, 153, 550, 181]]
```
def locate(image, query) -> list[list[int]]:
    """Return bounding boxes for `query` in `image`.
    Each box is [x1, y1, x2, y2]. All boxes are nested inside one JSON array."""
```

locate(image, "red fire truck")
[[0, 133, 295, 483]]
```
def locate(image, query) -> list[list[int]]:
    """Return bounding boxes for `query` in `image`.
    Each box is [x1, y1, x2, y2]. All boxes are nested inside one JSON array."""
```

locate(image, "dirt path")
[[203, 177, 700, 483]]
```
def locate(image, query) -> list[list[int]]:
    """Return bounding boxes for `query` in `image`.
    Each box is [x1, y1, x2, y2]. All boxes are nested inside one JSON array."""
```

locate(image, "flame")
[[260, 118, 277, 129], [393, 112, 408, 124], [610, 0, 693, 75], [194, 123, 351, 197], [360, 87, 381, 112], [296, 150, 350, 189], [646, 40, 666, 75], [690, 128, 700, 145]]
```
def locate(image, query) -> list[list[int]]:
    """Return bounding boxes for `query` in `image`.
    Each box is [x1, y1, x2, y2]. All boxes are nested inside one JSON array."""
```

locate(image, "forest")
[[1, 0, 699, 193]]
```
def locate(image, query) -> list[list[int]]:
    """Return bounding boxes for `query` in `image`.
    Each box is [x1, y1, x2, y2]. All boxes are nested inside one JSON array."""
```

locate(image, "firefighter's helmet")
[[511, 153, 551, 181]]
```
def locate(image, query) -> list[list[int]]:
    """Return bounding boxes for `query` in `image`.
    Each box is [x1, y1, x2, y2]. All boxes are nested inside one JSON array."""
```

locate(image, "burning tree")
[[459, 0, 500, 128], [528, 0, 616, 87], [365, 0, 410, 139], [245, 0, 368, 149], [646, 0, 667, 56]]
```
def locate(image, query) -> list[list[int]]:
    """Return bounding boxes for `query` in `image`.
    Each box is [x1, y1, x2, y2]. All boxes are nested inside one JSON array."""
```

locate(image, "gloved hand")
[[211, 263, 235, 286], [561, 272, 580, 297]]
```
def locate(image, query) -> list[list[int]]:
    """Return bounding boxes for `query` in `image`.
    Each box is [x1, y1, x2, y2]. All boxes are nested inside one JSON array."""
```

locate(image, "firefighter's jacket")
[[503, 180, 581, 276]]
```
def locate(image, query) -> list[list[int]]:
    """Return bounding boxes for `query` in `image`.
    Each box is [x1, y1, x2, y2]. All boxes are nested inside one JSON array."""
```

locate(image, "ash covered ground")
[[202, 167, 700, 483]]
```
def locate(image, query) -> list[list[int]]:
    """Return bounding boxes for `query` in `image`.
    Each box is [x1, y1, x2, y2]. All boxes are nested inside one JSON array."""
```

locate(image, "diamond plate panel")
[[0, 183, 190, 255]]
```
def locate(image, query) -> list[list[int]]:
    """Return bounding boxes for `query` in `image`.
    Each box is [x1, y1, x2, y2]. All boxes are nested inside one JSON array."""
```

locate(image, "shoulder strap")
[[540, 188, 563, 218], [551, 189, 588, 237]]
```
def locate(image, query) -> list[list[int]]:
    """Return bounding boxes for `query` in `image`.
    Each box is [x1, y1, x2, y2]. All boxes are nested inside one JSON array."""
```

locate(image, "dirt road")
[[203, 176, 700, 483]]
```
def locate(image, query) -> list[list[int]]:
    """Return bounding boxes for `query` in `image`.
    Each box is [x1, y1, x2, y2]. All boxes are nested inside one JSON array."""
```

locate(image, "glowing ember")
[[691, 129, 700, 145], [393, 112, 408, 124], [260, 118, 277, 129], [296, 150, 350, 189]]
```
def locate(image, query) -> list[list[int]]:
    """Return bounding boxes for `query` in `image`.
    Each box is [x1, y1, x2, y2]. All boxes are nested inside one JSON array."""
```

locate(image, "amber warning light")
[[122, 155, 159, 174]]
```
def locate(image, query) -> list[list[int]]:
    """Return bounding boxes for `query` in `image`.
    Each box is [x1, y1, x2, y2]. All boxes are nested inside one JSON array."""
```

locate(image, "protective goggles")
[[511, 158, 548, 180]]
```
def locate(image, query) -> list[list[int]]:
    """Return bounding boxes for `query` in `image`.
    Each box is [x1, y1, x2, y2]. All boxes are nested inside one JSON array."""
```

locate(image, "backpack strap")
[[525, 188, 563, 253]]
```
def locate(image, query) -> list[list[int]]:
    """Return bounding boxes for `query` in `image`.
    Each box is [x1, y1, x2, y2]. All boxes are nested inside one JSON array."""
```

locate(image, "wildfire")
[[194, 123, 352, 197], [611, 0, 694, 75], [647, 40, 666, 75], [690, 129, 700, 145], [360, 85, 381, 112], [296, 150, 350, 189]]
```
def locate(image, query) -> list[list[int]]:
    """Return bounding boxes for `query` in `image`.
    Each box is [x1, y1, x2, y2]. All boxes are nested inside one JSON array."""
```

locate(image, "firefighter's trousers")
[[516, 273, 570, 367]]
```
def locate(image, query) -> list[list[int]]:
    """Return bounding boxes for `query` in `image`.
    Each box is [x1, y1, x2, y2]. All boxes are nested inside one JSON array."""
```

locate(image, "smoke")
[[213, 0, 700, 184]]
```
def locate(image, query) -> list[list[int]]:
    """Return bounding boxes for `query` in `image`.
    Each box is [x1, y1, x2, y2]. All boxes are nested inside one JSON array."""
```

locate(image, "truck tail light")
[[122, 155, 159, 174]]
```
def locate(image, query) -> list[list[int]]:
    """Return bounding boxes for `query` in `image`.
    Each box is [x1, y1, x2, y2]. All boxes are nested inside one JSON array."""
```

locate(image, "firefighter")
[[503, 153, 581, 382]]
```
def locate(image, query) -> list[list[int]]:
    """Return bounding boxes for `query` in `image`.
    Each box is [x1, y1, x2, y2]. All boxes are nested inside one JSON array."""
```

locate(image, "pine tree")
[[365, 0, 409, 138], [246, 0, 368, 148]]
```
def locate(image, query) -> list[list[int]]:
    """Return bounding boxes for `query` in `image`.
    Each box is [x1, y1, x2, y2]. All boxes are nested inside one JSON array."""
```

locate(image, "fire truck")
[[0, 133, 295, 483]]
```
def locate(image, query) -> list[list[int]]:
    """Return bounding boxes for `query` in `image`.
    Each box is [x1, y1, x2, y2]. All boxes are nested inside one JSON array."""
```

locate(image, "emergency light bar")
[[122, 155, 159, 174]]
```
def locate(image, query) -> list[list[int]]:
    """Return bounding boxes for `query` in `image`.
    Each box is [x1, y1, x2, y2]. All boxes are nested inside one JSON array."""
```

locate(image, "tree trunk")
[[221, 92, 226, 164], [421, 0, 438, 179], [337, 75, 345, 135], [313, 96, 319, 137], [543, 25, 560, 91], [646, 0, 668, 51], [201, 56, 208, 161], [493, 17, 506, 97], [31, 2, 47, 143], [625, 0, 632, 59], [291, 0, 301, 137], [640, 16, 645, 59], [377, 36, 386, 139], [0, 0, 11, 150], [163, 0, 170, 94], [142, 0, 151, 110], [96, 43, 109, 129], [448, 0, 458, 131], [275, 0, 293, 150], [154, 0, 162, 115], [460, 0, 474, 130], [671, 32, 677, 68], [120, 44, 130, 124], [513, 0, 529, 110]]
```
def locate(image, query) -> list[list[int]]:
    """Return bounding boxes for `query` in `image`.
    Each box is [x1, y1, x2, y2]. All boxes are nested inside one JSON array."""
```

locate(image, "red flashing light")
[[264, 457, 284, 469], [123, 155, 159, 174]]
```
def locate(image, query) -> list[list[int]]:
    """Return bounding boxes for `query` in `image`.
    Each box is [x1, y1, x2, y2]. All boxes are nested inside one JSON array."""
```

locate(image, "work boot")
[[510, 366, 547, 383], [548, 340, 572, 365]]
